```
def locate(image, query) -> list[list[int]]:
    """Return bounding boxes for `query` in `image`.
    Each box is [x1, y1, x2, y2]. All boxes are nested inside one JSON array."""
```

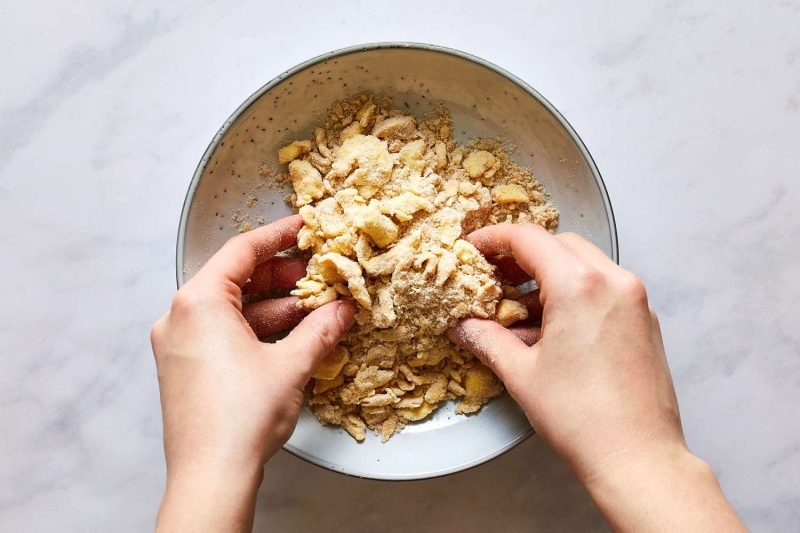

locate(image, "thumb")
[[280, 300, 356, 378], [448, 318, 532, 382]]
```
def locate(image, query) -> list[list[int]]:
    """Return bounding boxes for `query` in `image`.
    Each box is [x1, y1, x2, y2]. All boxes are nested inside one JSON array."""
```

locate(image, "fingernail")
[[336, 301, 356, 328]]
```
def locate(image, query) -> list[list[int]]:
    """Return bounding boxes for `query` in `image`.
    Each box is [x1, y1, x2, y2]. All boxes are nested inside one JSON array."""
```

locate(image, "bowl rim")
[[175, 41, 619, 480]]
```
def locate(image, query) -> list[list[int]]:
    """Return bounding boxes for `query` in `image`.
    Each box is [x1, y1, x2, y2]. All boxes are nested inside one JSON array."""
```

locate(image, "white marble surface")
[[1, 1, 799, 531]]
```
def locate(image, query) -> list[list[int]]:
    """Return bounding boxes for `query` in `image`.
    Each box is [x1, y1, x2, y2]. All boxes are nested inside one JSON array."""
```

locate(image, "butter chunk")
[[334, 135, 393, 199], [291, 279, 337, 309], [492, 184, 530, 204], [356, 101, 376, 128], [435, 250, 458, 287], [341, 413, 366, 441], [289, 160, 324, 206], [317, 253, 372, 309], [453, 239, 481, 263], [355, 365, 395, 391], [433, 140, 448, 170], [366, 344, 397, 368], [278, 140, 312, 164], [463, 150, 496, 179], [373, 284, 397, 329], [455, 363, 504, 414], [432, 207, 464, 247], [363, 232, 422, 277], [351, 203, 399, 248], [398, 139, 427, 172], [371, 115, 417, 140], [296, 226, 317, 250], [313, 375, 344, 394], [397, 402, 438, 422], [315, 197, 347, 238], [312, 345, 349, 380], [306, 255, 345, 285], [378, 192, 433, 222], [502, 285, 523, 300], [339, 121, 363, 143], [495, 298, 529, 327]]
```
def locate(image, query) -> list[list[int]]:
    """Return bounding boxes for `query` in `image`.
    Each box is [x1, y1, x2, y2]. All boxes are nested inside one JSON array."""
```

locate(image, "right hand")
[[449, 224, 746, 531], [449, 224, 685, 481]]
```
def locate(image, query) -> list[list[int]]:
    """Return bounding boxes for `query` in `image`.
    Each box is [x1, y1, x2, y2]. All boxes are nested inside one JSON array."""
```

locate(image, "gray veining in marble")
[[1, 1, 799, 531]]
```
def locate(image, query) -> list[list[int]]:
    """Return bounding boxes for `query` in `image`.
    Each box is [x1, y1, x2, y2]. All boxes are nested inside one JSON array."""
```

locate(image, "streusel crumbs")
[[277, 94, 559, 442]]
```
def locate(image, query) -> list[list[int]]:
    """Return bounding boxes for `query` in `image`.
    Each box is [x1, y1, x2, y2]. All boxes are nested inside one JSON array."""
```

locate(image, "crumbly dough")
[[278, 94, 559, 442]]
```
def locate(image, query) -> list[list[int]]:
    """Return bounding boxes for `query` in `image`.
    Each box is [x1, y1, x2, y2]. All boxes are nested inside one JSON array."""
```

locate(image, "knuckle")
[[150, 315, 169, 365], [150, 316, 165, 348], [521, 223, 548, 236], [573, 266, 605, 296], [510, 224, 543, 245], [648, 305, 661, 325], [554, 232, 581, 252], [619, 273, 648, 305], [170, 288, 211, 314], [169, 289, 193, 312], [224, 233, 251, 255], [223, 233, 245, 248]]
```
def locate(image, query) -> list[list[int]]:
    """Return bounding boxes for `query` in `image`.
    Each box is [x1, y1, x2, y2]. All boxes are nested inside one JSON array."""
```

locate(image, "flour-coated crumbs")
[[274, 93, 559, 442]]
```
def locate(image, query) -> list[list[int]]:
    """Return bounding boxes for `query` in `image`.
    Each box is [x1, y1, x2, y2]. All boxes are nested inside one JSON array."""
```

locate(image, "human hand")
[[448, 224, 744, 532], [151, 215, 355, 531], [450, 223, 680, 481]]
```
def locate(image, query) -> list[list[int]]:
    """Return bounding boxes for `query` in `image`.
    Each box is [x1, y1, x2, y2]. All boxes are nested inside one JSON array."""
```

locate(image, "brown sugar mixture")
[[276, 94, 559, 442]]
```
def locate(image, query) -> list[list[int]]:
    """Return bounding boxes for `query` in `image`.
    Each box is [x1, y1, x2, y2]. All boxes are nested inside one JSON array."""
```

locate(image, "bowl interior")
[[178, 44, 616, 480]]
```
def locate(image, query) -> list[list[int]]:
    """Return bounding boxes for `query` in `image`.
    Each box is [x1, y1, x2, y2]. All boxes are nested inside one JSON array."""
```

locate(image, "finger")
[[555, 232, 616, 268], [279, 300, 357, 377], [518, 289, 543, 321], [491, 255, 532, 285], [196, 215, 304, 287], [242, 257, 308, 294], [448, 318, 529, 378], [508, 326, 543, 346], [467, 224, 582, 294], [243, 296, 307, 337]]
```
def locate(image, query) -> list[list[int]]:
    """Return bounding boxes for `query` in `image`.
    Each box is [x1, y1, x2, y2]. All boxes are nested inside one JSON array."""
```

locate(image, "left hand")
[[151, 215, 355, 531]]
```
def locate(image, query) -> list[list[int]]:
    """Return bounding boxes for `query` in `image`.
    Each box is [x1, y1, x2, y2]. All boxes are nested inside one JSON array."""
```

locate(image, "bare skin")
[[449, 224, 746, 532], [152, 217, 746, 532], [151, 216, 355, 531]]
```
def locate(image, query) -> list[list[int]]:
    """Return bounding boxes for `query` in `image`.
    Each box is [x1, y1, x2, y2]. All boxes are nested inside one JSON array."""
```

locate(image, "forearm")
[[583, 447, 746, 532], [156, 464, 263, 532]]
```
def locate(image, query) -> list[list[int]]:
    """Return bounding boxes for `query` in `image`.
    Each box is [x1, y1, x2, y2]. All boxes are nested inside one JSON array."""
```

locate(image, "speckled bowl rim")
[[176, 42, 619, 481]]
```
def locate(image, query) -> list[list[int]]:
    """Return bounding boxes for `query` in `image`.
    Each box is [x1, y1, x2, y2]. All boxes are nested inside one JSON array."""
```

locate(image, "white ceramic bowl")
[[177, 43, 617, 480]]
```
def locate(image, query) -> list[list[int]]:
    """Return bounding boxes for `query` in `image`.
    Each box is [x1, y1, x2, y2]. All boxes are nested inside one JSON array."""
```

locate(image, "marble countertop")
[[2, 1, 799, 531]]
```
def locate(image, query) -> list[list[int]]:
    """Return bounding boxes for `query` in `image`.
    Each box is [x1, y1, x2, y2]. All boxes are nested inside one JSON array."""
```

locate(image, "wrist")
[[581, 440, 701, 493], [158, 461, 264, 532], [581, 445, 744, 532]]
